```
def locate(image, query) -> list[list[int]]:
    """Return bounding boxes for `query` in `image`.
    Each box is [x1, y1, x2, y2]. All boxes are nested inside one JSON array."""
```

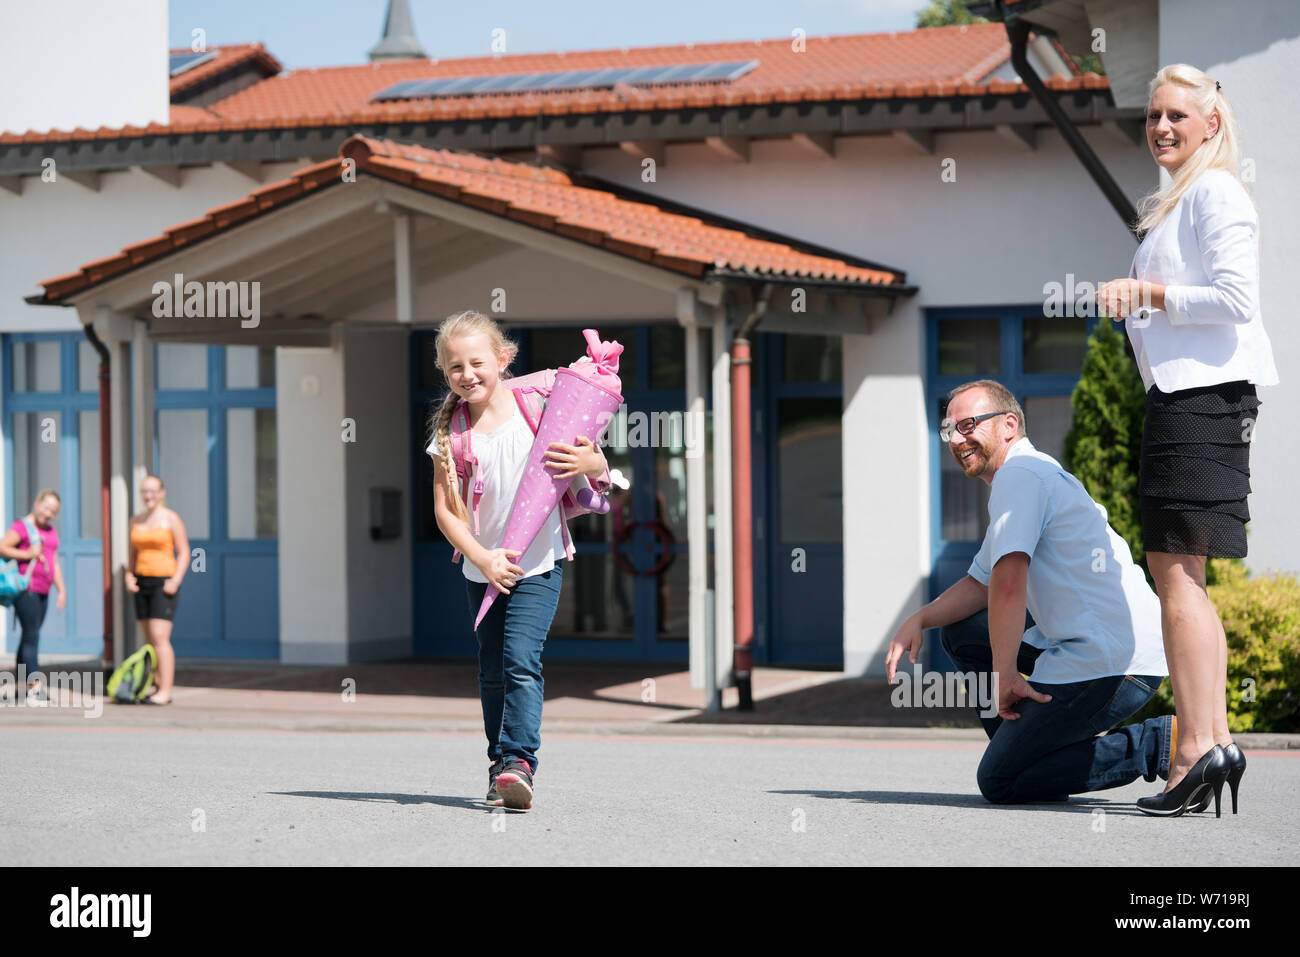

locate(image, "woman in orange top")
[[125, 474, 190, 705]]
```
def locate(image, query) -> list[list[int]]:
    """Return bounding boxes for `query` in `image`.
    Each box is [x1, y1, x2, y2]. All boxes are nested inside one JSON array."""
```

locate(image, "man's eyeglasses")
[[939, 411, 1011, 442]]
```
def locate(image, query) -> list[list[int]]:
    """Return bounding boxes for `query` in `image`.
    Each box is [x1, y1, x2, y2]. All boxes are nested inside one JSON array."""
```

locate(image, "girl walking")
[[1097, 65, 1277, 816], [427, 311, 610, 810]]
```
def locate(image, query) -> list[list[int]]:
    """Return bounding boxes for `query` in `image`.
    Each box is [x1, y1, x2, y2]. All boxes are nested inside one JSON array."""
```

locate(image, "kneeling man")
[[886, 379, 1174, 804]]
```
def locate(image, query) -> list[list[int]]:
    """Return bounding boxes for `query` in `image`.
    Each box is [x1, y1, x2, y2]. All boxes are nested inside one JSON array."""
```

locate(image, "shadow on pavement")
[[674, 675, 981, 729], [270, 790, 487, 811], [772, 788, 1152, 814]]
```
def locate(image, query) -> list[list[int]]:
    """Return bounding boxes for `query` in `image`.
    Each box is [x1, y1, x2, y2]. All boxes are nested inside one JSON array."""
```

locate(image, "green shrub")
[[1123, 560, 1300, 733]]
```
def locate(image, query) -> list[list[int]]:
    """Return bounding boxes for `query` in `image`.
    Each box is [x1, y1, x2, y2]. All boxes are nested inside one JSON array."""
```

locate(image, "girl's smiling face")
[[1147, 83, 1218, 173], [442, 333, 509, 403]]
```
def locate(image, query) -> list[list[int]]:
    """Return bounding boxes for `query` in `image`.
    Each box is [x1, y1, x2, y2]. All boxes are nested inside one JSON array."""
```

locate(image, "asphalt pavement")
[[3, 722, 1296, 866]]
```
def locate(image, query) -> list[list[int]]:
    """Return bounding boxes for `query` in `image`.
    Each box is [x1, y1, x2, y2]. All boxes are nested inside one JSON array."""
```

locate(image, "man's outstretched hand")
[[885, 616, 923, 685], [996, 670, 1052, 720]]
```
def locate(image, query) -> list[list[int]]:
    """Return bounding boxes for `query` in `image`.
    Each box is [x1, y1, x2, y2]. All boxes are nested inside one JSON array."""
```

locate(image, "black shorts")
[[1139, 380, 1259, 558], [134, 576, 178, 621]]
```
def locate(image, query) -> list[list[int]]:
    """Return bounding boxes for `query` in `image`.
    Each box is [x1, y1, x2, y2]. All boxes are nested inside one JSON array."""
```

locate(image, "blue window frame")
[[925, 306, 1099, 669]]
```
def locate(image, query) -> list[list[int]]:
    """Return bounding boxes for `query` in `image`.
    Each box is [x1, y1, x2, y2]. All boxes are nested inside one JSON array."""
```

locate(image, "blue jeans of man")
[[466, 564, 563, 774], [941, 609, 1172, 803]]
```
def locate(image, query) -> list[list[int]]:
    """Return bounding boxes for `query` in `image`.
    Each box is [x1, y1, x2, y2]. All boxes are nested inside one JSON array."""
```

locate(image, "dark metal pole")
[[82, 324, 113, 666], [1005, 17, 1140, 240]]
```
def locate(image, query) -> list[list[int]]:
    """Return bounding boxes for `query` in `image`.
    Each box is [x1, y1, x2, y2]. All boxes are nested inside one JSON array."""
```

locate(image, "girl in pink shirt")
[[0, 490, 67, 701]]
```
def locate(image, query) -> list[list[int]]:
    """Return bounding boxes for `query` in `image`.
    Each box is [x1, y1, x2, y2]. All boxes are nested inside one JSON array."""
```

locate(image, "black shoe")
[[485, 759, 505, 807], [1190, 742, 1245, 814], [494, 759, 534, 810], [1137, 745, 1229, 818]]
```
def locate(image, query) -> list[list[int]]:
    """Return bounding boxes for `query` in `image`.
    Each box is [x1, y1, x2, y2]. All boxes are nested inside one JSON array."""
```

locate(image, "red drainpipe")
[[82, 325, 113, 666], [729, 284, 771, 711]]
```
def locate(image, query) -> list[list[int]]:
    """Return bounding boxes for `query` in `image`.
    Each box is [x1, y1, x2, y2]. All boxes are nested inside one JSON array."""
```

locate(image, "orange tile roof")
[[4, 24, 1107, 144], [169, 43, 281, 98], [36, 137, 906, 303]]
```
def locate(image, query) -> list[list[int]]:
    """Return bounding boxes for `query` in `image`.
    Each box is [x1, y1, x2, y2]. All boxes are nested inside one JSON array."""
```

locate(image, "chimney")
[[368, 0, 427, 61]]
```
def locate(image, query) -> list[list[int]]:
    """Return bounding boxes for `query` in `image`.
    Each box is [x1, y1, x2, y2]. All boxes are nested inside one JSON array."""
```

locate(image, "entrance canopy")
[[28, 135, 917, 682]]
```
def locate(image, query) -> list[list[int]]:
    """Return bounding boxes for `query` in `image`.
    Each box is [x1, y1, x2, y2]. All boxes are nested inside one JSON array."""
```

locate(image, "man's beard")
[[953, 441, 989, 477]]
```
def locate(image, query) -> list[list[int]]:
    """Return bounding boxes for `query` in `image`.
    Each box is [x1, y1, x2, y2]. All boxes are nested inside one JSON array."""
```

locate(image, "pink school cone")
[[474, 330, 623, 630]]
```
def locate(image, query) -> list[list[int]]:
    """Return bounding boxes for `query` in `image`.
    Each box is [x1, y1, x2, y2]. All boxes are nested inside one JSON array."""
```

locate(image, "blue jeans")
[[941, 610, 1172, 803], [465, 564, 563, 774], [13, 590, 49, 681]]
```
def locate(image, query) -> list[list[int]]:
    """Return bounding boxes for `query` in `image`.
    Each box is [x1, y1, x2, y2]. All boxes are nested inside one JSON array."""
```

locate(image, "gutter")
[[81, 323, 115, 666], [729, 283, 774, 711]]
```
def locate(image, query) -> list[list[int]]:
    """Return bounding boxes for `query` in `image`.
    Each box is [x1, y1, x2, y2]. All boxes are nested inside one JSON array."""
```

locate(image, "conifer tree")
[[1064, 321, 1147, 569]]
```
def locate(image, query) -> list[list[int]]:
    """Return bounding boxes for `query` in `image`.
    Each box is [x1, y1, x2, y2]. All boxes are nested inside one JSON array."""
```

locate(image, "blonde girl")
[[427, 311, 609, 810]]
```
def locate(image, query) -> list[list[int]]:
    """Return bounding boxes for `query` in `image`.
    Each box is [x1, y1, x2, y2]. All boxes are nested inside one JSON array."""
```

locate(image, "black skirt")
[[1139, 380, 1259, 558]]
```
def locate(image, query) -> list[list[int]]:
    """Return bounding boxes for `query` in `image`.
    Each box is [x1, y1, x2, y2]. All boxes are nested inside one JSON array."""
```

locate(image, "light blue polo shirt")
[[967, 438, 1168, 684]]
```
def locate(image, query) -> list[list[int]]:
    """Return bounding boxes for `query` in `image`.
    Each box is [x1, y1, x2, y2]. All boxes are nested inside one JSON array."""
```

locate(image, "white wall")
[[276, 341, 349, 664], [1159, 0, 1300, 575], [342, 326, 413, 660], [353, 243, 678, 324], [0, 161, 310, 333], [842, 306, 930, 676], [0, 0, 167, 135]]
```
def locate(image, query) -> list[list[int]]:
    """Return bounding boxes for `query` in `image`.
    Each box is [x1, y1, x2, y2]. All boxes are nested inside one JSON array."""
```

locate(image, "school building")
[[2, 0, 1295, 689]]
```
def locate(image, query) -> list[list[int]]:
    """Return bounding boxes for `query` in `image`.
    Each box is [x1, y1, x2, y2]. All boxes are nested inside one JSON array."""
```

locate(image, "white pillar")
[[394, 213, 415, 323], [93, 306, 136, 664], [679, 289, 716, 706], [711, 306, 735, 690], [130, 321, 154, 511]]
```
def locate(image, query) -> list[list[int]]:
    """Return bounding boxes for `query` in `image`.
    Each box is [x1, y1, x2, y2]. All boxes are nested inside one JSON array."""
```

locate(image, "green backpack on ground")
[[106, 645, 158, 704]]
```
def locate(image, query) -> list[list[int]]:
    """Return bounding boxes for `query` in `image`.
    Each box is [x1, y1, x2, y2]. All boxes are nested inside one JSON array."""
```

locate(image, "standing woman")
[[1098, 65, 1278, 817], [125, 475, 190, 705], [0, 490, 67, 701]]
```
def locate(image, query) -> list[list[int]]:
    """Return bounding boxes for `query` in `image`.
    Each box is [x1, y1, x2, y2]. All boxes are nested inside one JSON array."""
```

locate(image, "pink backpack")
[[446, 368, 613, 565]]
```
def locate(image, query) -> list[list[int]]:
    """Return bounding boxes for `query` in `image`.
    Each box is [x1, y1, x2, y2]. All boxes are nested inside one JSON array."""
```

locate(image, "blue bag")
[[0, 519, 45, 607]]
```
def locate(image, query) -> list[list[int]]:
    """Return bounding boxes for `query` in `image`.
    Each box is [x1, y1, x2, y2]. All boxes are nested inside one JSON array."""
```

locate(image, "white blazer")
[[1125, 168, 1278, 393]]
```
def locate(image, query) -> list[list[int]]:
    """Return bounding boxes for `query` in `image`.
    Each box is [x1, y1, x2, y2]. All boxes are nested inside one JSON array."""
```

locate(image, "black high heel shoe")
[[1137, 745, 1229, 817], [1191, 742, 1245, 814]]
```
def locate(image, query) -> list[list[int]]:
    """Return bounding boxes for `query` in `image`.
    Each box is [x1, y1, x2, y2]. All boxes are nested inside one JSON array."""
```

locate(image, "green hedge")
[[1125, 560, 1300, 733]]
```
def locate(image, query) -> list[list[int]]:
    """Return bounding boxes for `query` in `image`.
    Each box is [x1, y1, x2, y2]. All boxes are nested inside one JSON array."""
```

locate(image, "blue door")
[[151, 344, 279, 658], [753, 332, 844, 666], [3, 333, 105, 657], [411, 325, 695, 661]]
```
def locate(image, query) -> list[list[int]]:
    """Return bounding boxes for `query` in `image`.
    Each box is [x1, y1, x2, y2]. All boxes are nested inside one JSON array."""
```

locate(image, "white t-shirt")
[[427, 401, 566, 584], [967, 439, 1168, 684]]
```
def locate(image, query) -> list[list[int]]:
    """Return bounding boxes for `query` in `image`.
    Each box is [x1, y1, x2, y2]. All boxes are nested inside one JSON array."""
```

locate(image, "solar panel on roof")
[[371, 59, 759, 102], [169, 50, 218, 76]]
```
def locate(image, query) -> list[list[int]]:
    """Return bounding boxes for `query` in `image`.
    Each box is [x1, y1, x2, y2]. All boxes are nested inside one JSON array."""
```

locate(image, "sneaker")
[[494, 759, 534, 810], [485, 759, 505, 806], [24, 685, 49, 704]]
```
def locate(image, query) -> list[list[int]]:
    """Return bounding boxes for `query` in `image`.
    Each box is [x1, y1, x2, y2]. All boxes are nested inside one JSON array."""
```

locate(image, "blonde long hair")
[[1135, 64, 1249, 238], [426, 311, 519, 523]]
